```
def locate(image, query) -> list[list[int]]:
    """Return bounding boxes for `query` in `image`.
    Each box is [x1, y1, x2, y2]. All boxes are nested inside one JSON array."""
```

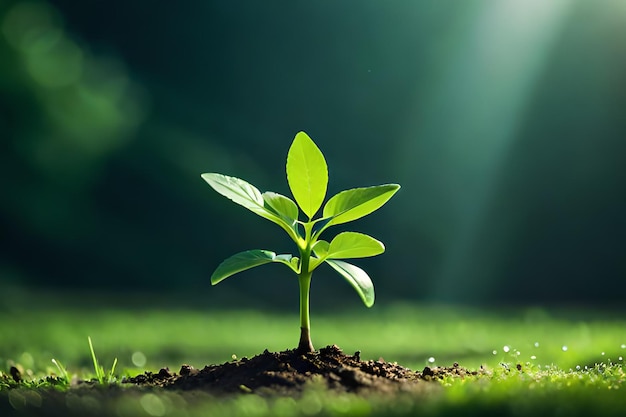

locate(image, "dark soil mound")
[[125, 345, 477, 395]]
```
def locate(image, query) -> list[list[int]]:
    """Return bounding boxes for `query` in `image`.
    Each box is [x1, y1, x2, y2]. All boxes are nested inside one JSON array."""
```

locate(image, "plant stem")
[[295, 222, 315, 353], [297, 272, 314, 353]]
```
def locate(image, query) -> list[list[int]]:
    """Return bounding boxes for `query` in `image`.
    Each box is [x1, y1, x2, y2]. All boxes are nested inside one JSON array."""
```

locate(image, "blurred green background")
[[1, 0, 625, 308]]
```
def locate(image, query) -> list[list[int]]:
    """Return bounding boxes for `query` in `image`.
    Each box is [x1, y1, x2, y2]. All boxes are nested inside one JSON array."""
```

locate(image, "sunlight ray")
[[394, 0, 572, 301]]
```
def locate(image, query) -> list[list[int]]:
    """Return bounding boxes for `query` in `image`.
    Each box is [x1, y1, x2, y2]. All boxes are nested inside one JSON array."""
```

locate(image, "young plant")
[[88, 336, 117, 384], [202, 131, 400, 352], [51, 358, 70, 383]]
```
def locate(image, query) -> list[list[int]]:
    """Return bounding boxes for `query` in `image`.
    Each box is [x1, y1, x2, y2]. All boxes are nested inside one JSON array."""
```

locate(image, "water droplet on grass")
[[530, 355, 537, 360], [602, 352, 606, 356], [428, 357, 435, 364], [503, 346, 510, 353], [534, 342, 539, 348], [621, 344, 626, 349], [492, 350, 497, 355], [562, 346, 568, 352]]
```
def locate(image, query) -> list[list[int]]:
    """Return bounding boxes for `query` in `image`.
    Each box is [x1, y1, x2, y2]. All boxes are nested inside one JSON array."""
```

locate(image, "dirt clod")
[[125, 345, 477, 395], [9, 366, 21, 383]]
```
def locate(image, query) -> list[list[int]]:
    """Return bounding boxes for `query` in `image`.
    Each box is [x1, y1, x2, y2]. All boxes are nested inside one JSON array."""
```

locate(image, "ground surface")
[[3, 295, 626, 416], [126, 344, 475, 395]]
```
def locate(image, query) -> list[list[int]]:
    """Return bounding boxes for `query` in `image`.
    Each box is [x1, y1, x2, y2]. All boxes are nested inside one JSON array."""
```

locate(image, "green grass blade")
[[88, 336, 103, 383], [108, 357, 118, 384], [51, 358, 69, 382]]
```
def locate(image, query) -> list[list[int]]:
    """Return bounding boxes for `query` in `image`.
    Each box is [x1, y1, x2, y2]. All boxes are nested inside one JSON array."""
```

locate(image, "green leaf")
[[327, 232, 385, 259], [325, 259, 375, 307], [309, 240, 330, 271], [312, 240, 329, 257], [322, 184, 400, 228], [286, 131, 328, 219], [201, 173, 300, 243], [263, 192, 299, 223], [211, 250, 298, 284], [202, 172, 263, 208]]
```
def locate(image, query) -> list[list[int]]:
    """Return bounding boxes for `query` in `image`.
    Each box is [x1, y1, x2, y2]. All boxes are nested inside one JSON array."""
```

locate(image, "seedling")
[[51, 358, 70, 383], [202, 131, 400, 352], [88, 336, 117, 384]]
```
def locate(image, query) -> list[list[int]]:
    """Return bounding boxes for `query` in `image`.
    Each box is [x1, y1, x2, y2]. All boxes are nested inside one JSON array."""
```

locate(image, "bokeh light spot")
[[140, 393, 166, 417], [131, 351, 147, 368]]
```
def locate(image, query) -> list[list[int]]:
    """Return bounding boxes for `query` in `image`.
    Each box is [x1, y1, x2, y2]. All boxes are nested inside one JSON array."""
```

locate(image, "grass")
[[1, 293, 626, 416]]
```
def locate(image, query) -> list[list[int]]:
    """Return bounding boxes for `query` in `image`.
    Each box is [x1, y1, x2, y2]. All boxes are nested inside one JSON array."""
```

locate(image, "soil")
[[124, 344, 477, 396]]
